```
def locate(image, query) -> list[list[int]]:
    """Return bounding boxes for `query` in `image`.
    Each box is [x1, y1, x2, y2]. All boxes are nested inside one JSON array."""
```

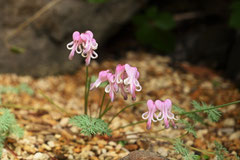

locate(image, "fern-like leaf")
[[174, 138, 200, 160], [178, 119, 197, 138], [214, 141, 228, 160], [69, 115, 111, 136]]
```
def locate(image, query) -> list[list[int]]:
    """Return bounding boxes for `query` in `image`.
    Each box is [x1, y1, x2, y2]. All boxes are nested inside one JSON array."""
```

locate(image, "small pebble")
[[223, 118, 235, 127], [230, 131, 240, 140], [60, 117, 69, 127]]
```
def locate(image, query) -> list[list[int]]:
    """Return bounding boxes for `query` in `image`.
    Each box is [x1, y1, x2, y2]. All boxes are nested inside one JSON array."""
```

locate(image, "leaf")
[[178, 119, 197, 138], [214, 141, 229, 160], [132, 6, 176, 52], [10, 46, 25, 54], [91, 76, 108, 88], [155, 12, 176, 30], [229, 1, 240, 29], [69, 115, 111, 136]]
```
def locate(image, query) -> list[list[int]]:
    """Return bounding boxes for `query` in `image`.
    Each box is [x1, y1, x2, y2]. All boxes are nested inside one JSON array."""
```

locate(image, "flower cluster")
[[142, 99, 177, 129], [66, 30, 98, 65], [90, 64, 142, 102]]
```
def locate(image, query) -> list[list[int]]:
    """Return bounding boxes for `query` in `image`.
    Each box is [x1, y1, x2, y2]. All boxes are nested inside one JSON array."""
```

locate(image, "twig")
[[38, 90, 71, 116], [4, 142, 18, 159], [5, 0, 62, 41]]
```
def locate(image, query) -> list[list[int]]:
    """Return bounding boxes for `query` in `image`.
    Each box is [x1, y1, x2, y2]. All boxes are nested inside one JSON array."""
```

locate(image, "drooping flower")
[[90, 64, 142, 102], [155, 99, 177, 128], [124, 64, 142, 101], [90, 70, 110, 90], [105, 73, 118, 102], [81, 30, 98, 65], [66, 31, 82, 60], [142, 100, 158, 130], [115, 64, 128, 100]]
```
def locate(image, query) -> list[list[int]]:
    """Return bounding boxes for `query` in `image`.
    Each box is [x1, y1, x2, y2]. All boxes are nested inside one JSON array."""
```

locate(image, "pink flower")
[[155, 99, 177, 128], [115, 64, 126, 84], [105, 73, 118, 102], [124, 64, 142, 101], [90, 70, 110, 90], [66, 31, 82, 60], [81, 30, 98, 65], [90, 64, 142, 102], [115, 64, 128, 100], [142, 100, 158, 130]]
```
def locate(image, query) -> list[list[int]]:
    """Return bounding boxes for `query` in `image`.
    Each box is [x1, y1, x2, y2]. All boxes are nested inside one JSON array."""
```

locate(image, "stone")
[[124, 144, 139, 151], [157, 147, 168, 157], [230, 131, 240, 140], [33, 152, 49, 160], [223, 118, 235, 127], [59, 117, 69, 127], [0, 0, 148, 76], [120, 150, 168, 160]]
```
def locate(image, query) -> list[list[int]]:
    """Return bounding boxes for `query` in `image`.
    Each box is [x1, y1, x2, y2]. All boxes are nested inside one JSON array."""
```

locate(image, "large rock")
[[0, 0, 147, 76], [120, 150, 168, 160]]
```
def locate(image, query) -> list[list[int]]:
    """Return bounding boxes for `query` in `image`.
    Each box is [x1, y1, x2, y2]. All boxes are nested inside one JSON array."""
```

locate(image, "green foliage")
[[118, 140, 127, 147], [69, 115, 111, 136], [0, 108, 24, 157], [178, 119, 197, 138], [192, 101, 221, 122], [173, 138, 200, 160], [229, 1, 240, 29], [173, 104, 204, 124], [91, 76, 108, 88], [0, 83, 34, 104], [10, 45, 25, 54], [214, 141, 229, 160], [133, 6, 176, 52]]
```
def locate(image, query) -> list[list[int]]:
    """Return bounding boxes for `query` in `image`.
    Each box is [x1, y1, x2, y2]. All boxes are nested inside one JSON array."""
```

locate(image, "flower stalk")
[[179, 100, 240, 115]]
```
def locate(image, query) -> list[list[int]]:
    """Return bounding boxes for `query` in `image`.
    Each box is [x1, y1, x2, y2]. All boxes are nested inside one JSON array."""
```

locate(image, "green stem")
[[113, 120, 147, 131], [148, 136, 215, 156], [98, 92, 106, 118], [84, 66, 89, 115], [99, 105, 113, 119], [108, 101, 146, 125], [99, 99, 111, 118], [39, 91, 70, 115], [179, 100, 240, 115]]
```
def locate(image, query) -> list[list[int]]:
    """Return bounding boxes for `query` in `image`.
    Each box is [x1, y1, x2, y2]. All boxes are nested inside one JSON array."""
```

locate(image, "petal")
[[142, 112, 149, 119], [91, 51, 98, 59], [146, 118, 152, 130], [76, 45, 82, 54], [124, 77, 130, 85], [66, 41, 74, 50], [72, 31, 81, 41], [135, 84, 142, 92], [109, 90, 115, 102], [68, 44, 77, 60], [105, 85, 111, 93], [85, 54, 91, 66]]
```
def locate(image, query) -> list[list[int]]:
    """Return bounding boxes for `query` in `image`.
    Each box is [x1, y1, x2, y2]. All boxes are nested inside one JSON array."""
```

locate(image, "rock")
[[60, 117, 69, 127], [109, 141, 117, 146], [223, 118, 235, 127], [0, 0, 148, 76], [124, 144, 139, 151], [157, 147, 168, 157], [47, 141, 55, 148], [120, 150, 168, 160], [230, 131, 240, 140], [196, 129, 208, 138], [33, 152, 49, 160]]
